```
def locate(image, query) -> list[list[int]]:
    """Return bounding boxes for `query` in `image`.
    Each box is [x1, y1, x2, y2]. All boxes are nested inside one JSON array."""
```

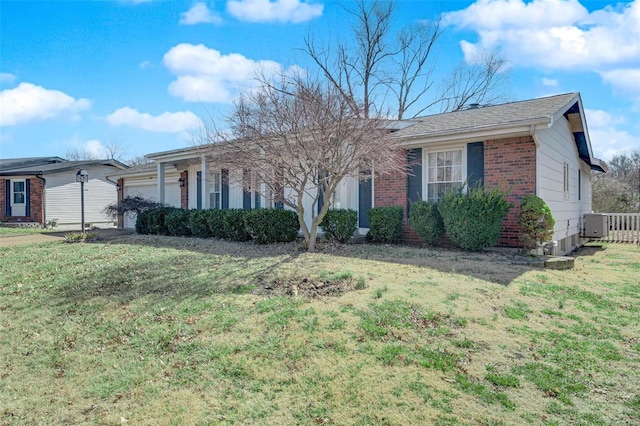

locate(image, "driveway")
[[0, 228, 135, 247]]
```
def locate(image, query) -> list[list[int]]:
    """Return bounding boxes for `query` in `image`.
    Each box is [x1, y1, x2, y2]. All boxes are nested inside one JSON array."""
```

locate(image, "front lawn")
[[0, 236, 638, 425]]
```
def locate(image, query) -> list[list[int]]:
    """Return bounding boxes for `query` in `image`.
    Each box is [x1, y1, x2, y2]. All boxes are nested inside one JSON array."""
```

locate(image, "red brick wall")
[[373, 136, 537, 248], [0, 177, 44, 224], [484, 136, 537, 247], [180, 171, 188, 209]]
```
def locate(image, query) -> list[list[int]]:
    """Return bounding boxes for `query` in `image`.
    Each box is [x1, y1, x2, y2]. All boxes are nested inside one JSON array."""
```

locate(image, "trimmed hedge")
[[166, 208, 191, 237], [438, 187, 512, 251], [519, 194, 555, 250], [146, 206, 173, 235], [409, 200, 445, 244], [321, 209, 357, 243], [205, 209, 227, 239], [135, 209, 151, 235], [188, 209, 212, 238], [222, 209, 252, 241], [367, 206, 404, 243], [244, 209, 300, 244]]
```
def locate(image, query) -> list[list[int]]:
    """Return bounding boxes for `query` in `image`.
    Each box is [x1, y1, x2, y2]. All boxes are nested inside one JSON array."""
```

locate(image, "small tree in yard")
[[519, 194, 555, 251], [103, 196, 162, 222], [203, 73, 406, 252]]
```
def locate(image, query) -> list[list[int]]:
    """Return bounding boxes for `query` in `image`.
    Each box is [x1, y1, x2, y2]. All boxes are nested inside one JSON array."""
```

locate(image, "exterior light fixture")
[[178, 176, 186, 188], [76, 169, 89, 231]]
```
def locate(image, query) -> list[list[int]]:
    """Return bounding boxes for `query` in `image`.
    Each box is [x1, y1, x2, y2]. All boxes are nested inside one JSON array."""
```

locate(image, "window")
[[578, 169, 581, 201], [210, 172, 221, 209], [12, 181, 25, 204], [426, 149, 463, 202], [563, 162, 570, 199]]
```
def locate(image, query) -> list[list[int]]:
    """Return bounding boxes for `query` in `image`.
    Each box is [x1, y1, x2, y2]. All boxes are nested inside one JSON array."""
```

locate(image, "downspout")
[[35, 173, 46, 225]]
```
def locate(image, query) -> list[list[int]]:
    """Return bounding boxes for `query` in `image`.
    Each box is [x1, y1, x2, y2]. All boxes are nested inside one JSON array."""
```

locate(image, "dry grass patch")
[[0, 237, 638, 425]]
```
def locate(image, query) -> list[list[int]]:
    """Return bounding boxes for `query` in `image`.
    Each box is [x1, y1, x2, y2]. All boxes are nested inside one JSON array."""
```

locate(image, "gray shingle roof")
[[394, 92, 579, 139]]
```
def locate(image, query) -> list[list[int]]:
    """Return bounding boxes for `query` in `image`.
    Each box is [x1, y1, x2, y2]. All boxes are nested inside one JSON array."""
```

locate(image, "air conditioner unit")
[[583, 214, 609, 238]]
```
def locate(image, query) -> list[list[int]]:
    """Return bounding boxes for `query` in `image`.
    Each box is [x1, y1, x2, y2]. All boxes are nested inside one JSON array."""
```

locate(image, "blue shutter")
[[358, 175, 372, 228], [25, 179, 31, 217], [467, 142, 484, 188], [407, 148, 422, 212], [196, 171, 202, 209], [4, 180, 10, 216], [221, 169, 229, 209], [243, 169, 252, 209]]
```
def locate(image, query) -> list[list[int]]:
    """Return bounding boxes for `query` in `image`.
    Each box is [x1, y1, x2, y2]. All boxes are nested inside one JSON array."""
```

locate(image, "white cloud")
[[227, 0, 323, 23], [599, 69, 640, 103], [139, 61, 153, 70], [106, 106, 203, 133], [585, 108, 640, 160], [180, 2, 222, 25], [541, 77, 558, 87], [0, 73, 16, 83], [163, 43, 287, 103], [0, 82, 90, 126], [445, 0, 640, 101]]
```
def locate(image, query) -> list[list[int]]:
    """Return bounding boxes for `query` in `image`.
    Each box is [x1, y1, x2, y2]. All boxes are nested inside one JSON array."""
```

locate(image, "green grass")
[[0, 237, 639, 425]]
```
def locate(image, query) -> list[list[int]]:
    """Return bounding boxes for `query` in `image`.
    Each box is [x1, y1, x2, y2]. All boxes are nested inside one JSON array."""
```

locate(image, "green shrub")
[[135, 209, 151, 234], [165, 208, 191, 237], [222, 209, 252, 241], [321, 209, 357, 243], [205, 209, 227, 239], [519, 194, 555, 250], [438, 187, 512, 251], [146, 207, 172, 235], [188, 209, 211, 238], [367, 206, 403, 243], [244, 209, 299, 244], [409, 200, 445, 244]]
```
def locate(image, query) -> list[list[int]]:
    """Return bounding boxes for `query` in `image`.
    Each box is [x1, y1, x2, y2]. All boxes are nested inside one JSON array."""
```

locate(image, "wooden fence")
[[601, 213, 640, 244]]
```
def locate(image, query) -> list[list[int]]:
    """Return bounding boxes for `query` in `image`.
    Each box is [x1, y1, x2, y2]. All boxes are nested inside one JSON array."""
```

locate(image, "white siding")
[[187, 164, 200, 209], [45, 165, 119, 228], [536, 116, 592, 253], [228, 169, 244, 209]]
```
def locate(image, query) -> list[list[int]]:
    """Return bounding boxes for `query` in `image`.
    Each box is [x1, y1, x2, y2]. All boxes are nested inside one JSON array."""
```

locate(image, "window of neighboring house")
[[563, 162, 570, 200], [426, 149, 464, 202], [210, 172, 221, 209], [13, 180, 25, 204]]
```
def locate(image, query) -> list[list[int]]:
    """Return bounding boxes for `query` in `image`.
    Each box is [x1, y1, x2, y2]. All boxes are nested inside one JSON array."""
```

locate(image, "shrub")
[[244, 209, 299, 244], [205, 209, 227, 239], [438, 187, 512, 251], [409, 200, 445, 244], [188, 209, 211, 238], [222, 209, 252, 241], [519, 194, 555, 250], [321, 209, 357, 243], [367, 206, 403, 243], [135, 209, 151, 234], [146, 207, 173, 235], [165, 208, 191, 237], [103, 196, 162, 220]]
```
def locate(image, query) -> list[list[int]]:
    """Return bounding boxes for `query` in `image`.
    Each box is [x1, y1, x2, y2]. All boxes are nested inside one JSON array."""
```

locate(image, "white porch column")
[[157, 162, 166, 205], [201, 157, 209, 209]]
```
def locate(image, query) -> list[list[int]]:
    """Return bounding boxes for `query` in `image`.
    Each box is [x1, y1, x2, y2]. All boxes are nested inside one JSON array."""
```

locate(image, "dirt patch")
[[254, 275, 362, 298]]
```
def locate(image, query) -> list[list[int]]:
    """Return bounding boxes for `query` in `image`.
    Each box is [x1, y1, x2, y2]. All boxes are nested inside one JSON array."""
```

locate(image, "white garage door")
[[123, 183, 181, 228]]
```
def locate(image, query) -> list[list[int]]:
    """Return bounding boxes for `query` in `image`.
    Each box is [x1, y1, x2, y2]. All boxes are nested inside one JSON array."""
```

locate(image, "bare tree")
[[65, 137, 129, 162], [304, 1, 506, 119], [592, 149, 640, 213], [202, 73, 406, 251]]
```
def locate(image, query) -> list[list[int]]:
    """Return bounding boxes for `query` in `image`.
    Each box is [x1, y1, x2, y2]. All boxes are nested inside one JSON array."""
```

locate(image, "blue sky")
[[1, 0, 639, 162]]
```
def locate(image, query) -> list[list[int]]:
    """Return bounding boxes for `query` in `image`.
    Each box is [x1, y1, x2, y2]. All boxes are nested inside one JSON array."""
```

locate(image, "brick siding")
[[0, 177, 44, 224], [374, 136, 537, 248], [180, 171, 188, 209]]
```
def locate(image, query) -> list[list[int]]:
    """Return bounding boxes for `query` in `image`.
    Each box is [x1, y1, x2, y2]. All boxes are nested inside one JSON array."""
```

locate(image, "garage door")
[[123, 183, 181, 228]]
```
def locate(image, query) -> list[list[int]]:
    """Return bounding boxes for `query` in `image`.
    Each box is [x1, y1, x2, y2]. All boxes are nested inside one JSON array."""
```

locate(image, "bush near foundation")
[[367, 206, 404, 243], [409, 200, 445, 245], [438, 187, 512, 251], [244, 209, 299, 244], [519, 194, 555, 251], [321, 209, 357, 243]]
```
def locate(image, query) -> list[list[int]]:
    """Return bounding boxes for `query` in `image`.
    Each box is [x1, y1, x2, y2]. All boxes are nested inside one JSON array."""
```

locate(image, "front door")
[[11, 180, 26, 217]]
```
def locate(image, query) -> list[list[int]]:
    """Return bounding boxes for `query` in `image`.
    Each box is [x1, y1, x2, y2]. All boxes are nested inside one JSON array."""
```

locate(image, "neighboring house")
[[112, 92, 607, 255], [0, 157, 127, 229]]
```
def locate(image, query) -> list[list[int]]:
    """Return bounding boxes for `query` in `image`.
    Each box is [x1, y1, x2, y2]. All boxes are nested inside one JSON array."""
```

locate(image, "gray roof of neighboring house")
[[393, 92, 579, 139], [0, 158, 127, 176], [107, 162, 157, 177]]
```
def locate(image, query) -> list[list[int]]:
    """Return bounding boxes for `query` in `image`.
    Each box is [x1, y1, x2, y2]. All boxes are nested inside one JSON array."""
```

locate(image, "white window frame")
[[423, 146, 466, 202], [210, 171, 221, 209]]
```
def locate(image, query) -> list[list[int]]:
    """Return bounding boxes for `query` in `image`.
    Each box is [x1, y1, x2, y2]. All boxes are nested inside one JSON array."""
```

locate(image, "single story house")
[[111, 92, 607, 255], [0, 157, 127, 229]]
